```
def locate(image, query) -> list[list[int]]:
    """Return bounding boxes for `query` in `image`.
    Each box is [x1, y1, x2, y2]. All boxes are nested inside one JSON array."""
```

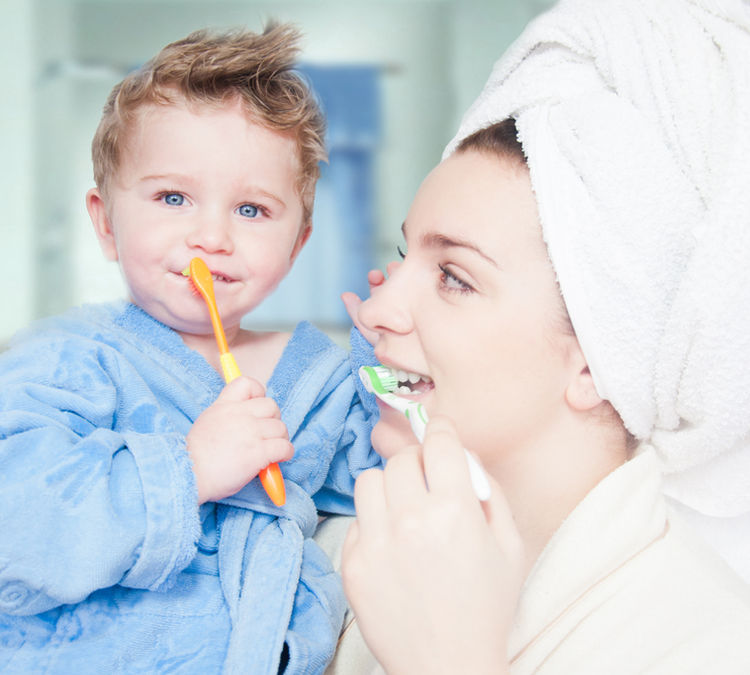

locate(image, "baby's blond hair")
[[91, 23, 326, 226]]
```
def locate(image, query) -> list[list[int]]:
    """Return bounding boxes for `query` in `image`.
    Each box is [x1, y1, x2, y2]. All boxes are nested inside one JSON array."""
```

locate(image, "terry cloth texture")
[[0, 301, 381, 673], [444, 0, 750, 582], [507, 447, 750, 673]]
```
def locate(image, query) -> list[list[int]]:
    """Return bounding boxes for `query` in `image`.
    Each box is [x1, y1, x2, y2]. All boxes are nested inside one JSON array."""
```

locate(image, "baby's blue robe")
[[0, 301, 381, 673]]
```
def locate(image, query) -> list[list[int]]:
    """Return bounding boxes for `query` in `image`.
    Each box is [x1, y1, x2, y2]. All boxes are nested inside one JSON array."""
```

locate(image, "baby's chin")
[[371, 405, 417, 460]]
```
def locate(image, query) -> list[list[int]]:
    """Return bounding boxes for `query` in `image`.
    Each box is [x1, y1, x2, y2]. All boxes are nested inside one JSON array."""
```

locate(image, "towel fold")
[[445, 0, 750, 579]]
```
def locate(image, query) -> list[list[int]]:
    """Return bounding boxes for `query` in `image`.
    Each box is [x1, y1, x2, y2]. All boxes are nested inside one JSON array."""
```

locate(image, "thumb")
[[341, 292, 380, 346], [217, 374, 266, 401], [341, 291, 363, 324]]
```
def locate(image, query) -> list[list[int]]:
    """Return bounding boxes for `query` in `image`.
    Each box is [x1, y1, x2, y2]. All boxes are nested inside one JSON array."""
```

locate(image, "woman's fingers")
[[380, 444, 426, 513], [342, 415, 522, 674], [421, 416, 521, 554], [351, 467, 388, 536], [421, 415, 481, 501]]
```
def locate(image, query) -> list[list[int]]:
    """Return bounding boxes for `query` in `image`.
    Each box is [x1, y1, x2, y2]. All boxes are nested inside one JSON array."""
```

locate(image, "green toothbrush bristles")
[[360, 365, 398, 395], [372, 365, 398, 393]]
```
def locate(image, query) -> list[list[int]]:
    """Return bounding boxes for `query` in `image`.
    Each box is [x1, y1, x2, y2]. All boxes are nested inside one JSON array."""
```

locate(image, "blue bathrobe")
[[0, 301, 381, 673]]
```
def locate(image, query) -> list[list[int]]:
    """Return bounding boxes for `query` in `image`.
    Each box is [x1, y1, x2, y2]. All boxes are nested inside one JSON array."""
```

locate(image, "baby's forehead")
[[122, 96, 296, 154]]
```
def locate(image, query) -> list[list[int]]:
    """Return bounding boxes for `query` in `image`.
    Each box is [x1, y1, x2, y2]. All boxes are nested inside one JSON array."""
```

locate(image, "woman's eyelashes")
[[397, 243, 474, 294], [438, 263, 475, 294]]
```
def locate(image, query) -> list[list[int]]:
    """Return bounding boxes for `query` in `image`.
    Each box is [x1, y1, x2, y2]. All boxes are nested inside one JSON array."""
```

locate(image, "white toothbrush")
[[359, 365, 491, 501]]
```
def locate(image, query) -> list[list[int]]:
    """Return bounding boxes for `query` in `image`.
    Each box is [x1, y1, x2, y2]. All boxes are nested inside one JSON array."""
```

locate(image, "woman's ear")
[[565, 365, 604, 411], [564, 341, 604, 412], [86, 187, 118, 262]]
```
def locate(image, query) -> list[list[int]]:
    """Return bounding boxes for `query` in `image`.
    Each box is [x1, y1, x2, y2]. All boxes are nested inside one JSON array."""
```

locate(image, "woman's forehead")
[[404, 151, 546, 261]]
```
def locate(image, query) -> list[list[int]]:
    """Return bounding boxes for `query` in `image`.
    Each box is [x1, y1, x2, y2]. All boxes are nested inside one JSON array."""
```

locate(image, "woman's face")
[[359, 150, 582, 470]]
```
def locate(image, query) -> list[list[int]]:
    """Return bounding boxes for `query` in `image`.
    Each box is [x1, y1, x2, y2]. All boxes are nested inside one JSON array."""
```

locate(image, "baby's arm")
[[0, 337, 202, 615], [187, 375, 294, 504], [0, 383, 194, 614]]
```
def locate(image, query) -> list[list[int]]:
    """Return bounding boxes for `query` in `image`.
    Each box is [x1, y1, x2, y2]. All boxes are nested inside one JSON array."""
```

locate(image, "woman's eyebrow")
[[401, 221, 499, 268]]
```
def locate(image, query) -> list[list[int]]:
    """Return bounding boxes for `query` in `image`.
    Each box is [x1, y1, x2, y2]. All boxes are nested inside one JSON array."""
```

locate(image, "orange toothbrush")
[[185, 256, 286, 506]]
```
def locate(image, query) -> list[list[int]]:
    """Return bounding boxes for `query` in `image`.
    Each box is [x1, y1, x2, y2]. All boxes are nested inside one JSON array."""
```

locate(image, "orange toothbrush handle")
[[259, 463, 286, 507]]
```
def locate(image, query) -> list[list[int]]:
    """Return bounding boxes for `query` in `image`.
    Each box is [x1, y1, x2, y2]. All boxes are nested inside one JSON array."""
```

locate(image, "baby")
[[0, 23, 381, 673]]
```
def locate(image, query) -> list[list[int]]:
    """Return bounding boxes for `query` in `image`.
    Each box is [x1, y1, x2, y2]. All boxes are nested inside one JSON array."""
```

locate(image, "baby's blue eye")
[[163, 193, 184, 206], [238, 204, 259, 218]]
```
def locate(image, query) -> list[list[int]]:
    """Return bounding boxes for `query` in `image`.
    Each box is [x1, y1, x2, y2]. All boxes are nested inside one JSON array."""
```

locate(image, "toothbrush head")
[[359, 365, 399, 395]]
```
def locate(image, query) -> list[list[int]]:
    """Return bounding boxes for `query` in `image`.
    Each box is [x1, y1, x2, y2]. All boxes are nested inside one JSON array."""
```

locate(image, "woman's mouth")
[[380, 365, 433, 397]]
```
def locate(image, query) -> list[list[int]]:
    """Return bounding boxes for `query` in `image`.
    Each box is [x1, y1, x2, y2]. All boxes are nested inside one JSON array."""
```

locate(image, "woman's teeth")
[[389, 367, 432, 395]]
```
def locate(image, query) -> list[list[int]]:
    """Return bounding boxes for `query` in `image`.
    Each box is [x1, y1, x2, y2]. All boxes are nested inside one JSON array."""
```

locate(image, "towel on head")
[[444, 0, 750, 580]]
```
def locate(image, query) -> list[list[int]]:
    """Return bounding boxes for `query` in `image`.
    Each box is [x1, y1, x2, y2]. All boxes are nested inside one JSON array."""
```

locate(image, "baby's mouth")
[[382, 366, 433, 397], [179, 264, 235, 284]]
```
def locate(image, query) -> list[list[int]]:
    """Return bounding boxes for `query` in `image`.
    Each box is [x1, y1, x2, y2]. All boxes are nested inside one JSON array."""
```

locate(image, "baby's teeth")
[[396, 386, 412, 395], [422, 375, 432, 384], [397, 369, 409, 382], [408, 372, 420, 384]]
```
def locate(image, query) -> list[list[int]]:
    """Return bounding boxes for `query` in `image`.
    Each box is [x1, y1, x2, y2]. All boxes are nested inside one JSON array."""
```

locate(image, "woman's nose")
[[186, 215, 234, 254], [359, 265, 413, 336]]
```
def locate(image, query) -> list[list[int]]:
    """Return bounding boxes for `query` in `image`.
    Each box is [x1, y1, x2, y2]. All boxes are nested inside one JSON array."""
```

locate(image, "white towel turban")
[[445, 0, 750, 579]]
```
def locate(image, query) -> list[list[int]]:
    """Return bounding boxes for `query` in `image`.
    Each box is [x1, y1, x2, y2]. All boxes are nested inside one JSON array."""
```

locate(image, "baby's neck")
[[181, 326, 291, 388]]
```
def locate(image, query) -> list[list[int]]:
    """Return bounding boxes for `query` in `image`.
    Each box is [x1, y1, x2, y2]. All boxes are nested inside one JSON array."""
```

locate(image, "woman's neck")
[[490, 415, 629, 577]]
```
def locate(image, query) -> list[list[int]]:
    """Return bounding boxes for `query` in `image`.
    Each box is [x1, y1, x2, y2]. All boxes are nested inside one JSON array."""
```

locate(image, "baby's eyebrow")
[[402, 221, 499, 268], [138, 174, 286, 208]]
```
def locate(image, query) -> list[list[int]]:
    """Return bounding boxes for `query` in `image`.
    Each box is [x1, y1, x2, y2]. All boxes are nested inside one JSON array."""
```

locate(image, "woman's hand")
[[341, 416, 525, 675]]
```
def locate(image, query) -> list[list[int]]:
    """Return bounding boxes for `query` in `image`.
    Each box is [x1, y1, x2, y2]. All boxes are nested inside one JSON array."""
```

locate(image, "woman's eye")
[[162, 192, 185, 206], [438, 264, 474, 294], [237, 203, 260, 218]]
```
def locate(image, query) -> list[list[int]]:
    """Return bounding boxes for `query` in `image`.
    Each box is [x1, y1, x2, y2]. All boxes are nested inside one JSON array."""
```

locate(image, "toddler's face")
[[87, 97, 308, 337]]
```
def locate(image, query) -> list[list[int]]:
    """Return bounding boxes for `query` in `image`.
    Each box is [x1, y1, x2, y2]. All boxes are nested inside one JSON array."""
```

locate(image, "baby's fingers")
[[261, 437, 295, 465], [256, 417, 290, 441], [245, 396, 283, 420], [219, 375, 266, 401]]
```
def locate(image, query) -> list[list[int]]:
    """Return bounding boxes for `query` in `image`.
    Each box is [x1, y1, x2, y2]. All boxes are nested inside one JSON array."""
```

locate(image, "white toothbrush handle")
[[464, 450, 492, 501], [407, 403, 490, 502]]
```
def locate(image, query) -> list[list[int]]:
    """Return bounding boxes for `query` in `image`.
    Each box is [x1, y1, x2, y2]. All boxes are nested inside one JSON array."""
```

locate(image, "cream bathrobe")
[[507, 449, 750, 673], [323, 450, 750, 673]]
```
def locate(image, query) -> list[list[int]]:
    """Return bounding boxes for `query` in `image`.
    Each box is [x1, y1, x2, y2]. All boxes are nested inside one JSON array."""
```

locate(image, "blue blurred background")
[[1, 0, 554, 345]]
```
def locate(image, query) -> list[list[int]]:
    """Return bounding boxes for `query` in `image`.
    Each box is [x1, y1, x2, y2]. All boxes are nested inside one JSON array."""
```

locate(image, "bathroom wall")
[[0, 0, 555, 344]]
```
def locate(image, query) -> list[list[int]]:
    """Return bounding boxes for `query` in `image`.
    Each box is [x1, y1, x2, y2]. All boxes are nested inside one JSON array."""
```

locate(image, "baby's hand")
[[187, 376, 294, 504], [341, 263, 400, 346]]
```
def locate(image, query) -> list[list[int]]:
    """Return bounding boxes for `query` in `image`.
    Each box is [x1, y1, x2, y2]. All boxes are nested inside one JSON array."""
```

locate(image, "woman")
[[338, 0, 750, 671], [340, 117, 750, 674]]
